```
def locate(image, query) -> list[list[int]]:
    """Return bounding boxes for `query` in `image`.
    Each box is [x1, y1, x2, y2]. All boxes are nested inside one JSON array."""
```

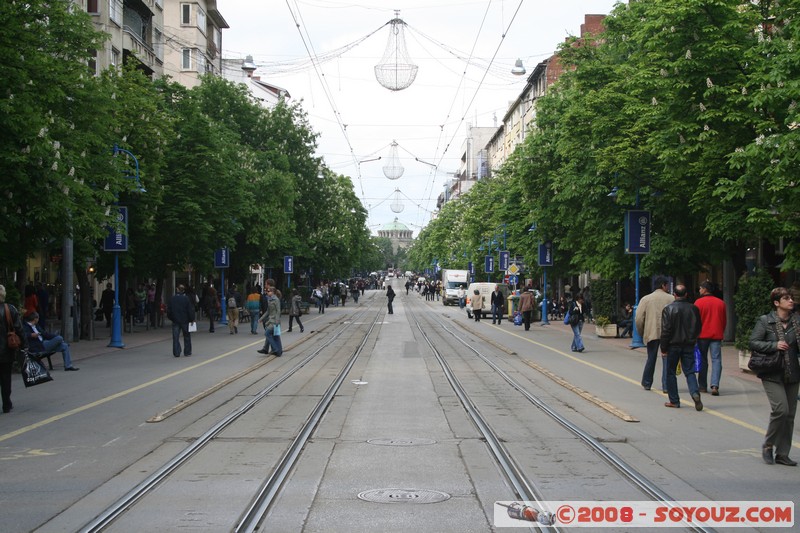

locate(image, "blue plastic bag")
[[513, 312, 523, 326]]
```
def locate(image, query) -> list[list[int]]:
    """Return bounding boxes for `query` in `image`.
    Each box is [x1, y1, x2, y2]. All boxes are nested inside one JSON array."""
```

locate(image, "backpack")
[[227, 296, 236, 308]]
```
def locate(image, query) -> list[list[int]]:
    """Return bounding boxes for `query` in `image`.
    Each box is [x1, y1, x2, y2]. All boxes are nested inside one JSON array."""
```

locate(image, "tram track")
[[410, 299, 716, 533], [78, 302, 383, 533]]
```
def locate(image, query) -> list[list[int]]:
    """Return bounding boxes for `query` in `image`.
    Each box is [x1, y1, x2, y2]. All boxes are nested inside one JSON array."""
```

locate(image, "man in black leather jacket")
[[660, 284, 703, 410]]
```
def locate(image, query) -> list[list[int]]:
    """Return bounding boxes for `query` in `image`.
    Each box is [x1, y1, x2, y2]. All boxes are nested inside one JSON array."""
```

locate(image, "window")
[[88, 49, 98, 76], [197, 7, 206, 32], [181, 48, 192, 70], [153, 28, 163, 61], [213, 28, 221, 50], [110, 0, 122, 25], [87, 0, 99, 14], [181, 3, 191, 25], [110, 47, 120, 68], [196, 52, 206, 73]]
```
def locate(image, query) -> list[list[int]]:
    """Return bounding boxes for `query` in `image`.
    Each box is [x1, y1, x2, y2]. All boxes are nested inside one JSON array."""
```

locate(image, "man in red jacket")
[[695, 281, 727, 396]]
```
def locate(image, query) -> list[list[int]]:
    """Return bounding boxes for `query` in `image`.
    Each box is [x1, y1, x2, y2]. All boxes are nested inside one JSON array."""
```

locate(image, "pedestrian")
[[491, 285, 505, 325], [695, 281, 727, 396], [661, 284, 703, 410], [246, 286, 261, 335], [750, 287, 800, 466], [457, 285, 466, 309], [314, 284, 325, 314], [203, 282, 217, 333], [471, 289, 483, 322], [386, 284, 395, 314], [226, 284, 240, 335], [100, 282, 115, 327], [636, 276, 674, 392], [1, 285, 26, 413], [167, 284, 195, 357], [23, 312, 79, 371], [617, 303, 633, 338], [519, 287, 535, 331], [257, 286, 282, 356], [287, 289, 305, 333], [568, 294, 586, 352]]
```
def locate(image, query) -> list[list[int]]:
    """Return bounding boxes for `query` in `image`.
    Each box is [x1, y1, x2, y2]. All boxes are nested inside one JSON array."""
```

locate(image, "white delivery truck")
[[440, 269, 470, 306]]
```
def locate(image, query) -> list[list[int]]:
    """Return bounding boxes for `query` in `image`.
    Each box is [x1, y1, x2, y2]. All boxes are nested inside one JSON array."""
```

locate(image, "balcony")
[[123, 27, 162, 73]]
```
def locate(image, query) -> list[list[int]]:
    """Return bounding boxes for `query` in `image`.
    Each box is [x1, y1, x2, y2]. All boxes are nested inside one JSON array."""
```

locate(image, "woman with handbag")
[[749, 287, 800, 466], [568, 294, 586, 353]]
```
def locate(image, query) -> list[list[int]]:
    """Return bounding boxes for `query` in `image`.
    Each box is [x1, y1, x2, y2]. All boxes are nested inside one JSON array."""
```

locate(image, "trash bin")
[[507, 295, 520, 321]]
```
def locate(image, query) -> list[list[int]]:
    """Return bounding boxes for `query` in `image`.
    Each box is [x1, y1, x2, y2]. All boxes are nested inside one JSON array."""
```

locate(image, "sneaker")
[[691, 392, 703, 411]]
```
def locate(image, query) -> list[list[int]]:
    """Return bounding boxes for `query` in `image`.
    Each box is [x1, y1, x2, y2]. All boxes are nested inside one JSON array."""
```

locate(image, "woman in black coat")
[[386, 285, 395, 314], [749, 287, 800, 466]]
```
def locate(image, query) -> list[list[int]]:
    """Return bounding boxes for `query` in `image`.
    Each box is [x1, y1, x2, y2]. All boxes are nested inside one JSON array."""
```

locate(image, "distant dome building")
[[378, 218, 413, 253]]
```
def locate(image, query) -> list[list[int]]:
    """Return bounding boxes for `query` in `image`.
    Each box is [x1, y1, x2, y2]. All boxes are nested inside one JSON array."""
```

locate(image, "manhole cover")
[[358, 488, 451, 504], [367, 438, 437, 446]]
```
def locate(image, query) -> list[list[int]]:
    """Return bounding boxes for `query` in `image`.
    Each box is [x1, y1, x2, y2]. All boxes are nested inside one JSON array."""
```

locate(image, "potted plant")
[[594, 315, 617, 337], [734, 270, 774, 370], [591, 279, 617, 338]]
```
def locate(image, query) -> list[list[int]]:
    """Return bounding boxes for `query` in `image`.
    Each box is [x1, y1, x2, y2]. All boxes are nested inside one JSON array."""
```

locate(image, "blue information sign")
[[214, 248, 230, 268], [624, 210, 651, 254], [499, 251, 510, 271], [485, 255, 495, 273], [537, 241, 554, 266], [284, 255, 293, 274], [103, 206, 128, 252], [508, 274, 518, 285]]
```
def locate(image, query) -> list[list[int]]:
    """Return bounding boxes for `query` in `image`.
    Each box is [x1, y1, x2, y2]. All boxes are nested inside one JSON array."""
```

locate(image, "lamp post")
[[610, 187, 649, 349], [107, 145, 146, 349]]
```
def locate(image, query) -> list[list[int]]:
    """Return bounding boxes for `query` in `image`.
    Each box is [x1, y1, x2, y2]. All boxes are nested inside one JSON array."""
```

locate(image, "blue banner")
[[538, 241, 553, 266], [214, 248, 230, 268], [284, 255, 293, 274], [499, 251, 510, 271], [468, 261, 474, 275], [103, 206, 128, 252], [625, 210, 651, 254], [485, 255, 495, 273]]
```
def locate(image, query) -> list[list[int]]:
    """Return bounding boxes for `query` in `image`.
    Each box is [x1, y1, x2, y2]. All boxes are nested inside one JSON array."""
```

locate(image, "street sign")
[[499, 251, 510, 271], [214, 248, 230, 268], [485, 255, 495, 273], [625, 210, 651, 254], [508, 274, 518, 284], [508, 263, 520, 276], [284, 255, 293, 274], [103, 206, 128, 252], [538, 241, 554, 266], [468, 261, 474, 275]]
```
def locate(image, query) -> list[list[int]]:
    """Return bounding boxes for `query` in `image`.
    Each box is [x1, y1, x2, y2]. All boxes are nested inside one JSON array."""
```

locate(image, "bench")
[[29, 350, 57, 371]]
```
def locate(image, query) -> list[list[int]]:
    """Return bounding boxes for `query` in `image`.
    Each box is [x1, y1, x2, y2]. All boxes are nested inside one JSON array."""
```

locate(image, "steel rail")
[[412, 313, 559, 533], [79, 302, 379, 533], [233, 309, 383, 533], [433, 315, 716, 533]]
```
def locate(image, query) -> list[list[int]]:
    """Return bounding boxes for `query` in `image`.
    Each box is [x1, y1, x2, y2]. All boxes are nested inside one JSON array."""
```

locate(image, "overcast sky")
[[221, 0, 622, 236]]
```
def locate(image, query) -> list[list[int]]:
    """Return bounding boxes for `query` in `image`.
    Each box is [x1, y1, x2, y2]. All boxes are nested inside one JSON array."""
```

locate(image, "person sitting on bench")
[[22, 312, 79, 371]]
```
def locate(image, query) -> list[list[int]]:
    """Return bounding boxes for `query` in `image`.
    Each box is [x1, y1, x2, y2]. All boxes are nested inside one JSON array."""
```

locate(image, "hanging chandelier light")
[[374, 14, 418, 91], [390, 188, 405, 213], [383, 140, 404, 180]]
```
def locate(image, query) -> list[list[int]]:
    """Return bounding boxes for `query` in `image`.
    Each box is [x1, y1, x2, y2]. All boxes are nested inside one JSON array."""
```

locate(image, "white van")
[[465, 282, 509, 318]]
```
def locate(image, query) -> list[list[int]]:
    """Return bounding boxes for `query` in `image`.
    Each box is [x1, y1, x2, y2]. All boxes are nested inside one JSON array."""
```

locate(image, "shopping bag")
[[694, 344, 702, 372], [513, 312, 523, 326], [188, 322, 197, 333], [274, 324, 281, 336], [21, 352, 54, 388]]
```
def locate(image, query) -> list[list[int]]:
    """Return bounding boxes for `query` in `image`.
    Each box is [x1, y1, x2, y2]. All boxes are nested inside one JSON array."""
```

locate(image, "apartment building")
[[80, 0, 227, 87]]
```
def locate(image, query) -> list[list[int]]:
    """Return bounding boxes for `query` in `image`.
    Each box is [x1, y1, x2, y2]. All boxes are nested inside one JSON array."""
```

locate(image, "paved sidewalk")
[[53, 323, 172, 366], [551, 320, 760, 386]]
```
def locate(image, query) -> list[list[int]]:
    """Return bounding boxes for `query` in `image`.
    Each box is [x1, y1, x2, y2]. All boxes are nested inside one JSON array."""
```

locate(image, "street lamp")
[[609, 186, 648, 349], [107, 145, 146, 349]]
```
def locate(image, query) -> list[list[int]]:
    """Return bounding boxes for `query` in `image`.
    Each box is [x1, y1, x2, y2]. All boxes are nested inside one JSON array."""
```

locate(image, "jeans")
[[763, 380, 800, 457], [570, 321, 584, 351], [43, 336, 74, 368], [171, 323, 192, 356], [492, 305, 503, 324], [248, 309, 259, 334], [618, 319, 632, 337], [665, 345, 700, 405], [697, 338, 722, 389], [387, 299, 394, 314], [265, 327, 283, 355], [459, 297, 465, 309], [641, 340, 667, 391]]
